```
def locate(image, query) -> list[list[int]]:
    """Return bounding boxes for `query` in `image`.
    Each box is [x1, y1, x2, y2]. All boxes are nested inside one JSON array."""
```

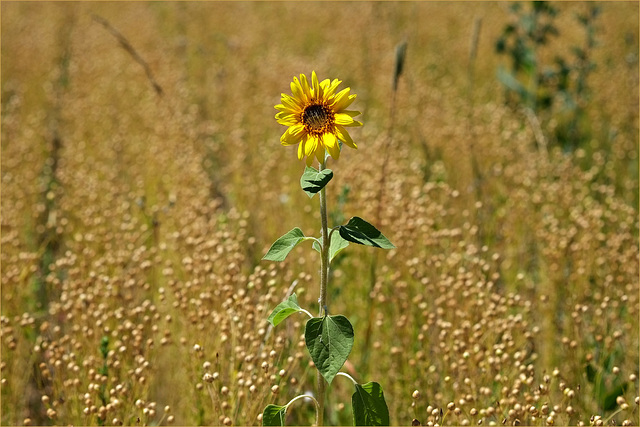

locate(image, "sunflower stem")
[[316, 159, 330, 426]]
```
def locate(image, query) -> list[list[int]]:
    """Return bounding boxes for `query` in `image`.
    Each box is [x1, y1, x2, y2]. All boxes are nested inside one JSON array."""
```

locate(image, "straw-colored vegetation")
[[1, 2, 638, 426]]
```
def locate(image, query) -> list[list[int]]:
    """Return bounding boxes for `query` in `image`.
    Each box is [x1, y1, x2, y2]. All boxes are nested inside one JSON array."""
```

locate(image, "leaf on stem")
[[312, 231, 350, 262], [262, 404, 287, 426], [352, 382, 390, 426], [305, 315, 354, 385], [262, 228, 306, 262], [300, 166, 333, 198], [338, 217, 395, 249], [267, 294, 303, 326]]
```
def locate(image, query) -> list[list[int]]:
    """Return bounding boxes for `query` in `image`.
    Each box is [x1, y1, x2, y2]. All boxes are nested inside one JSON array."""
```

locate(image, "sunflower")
[[275, 71, 362, 166]]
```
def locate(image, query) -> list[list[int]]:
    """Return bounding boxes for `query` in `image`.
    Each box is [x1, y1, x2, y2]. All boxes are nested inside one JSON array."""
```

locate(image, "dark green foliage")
[[262, 228, 307, 261], [262, 404, 287, 426], [338, 217, 395, 249], [352, 382, 390, 426], [495, 1, 600, 150], [304, 315, 354, 385], [267, 294, 303, 326], [300, 166, 333, 198], [585, 347, 632, 412]]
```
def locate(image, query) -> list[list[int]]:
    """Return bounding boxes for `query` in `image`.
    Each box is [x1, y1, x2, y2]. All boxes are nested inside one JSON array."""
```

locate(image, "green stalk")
[[317, 159, 330, 426]]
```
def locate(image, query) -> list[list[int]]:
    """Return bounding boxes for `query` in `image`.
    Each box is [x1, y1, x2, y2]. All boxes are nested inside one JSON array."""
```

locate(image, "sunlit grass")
[[1, 2, 638, 426]]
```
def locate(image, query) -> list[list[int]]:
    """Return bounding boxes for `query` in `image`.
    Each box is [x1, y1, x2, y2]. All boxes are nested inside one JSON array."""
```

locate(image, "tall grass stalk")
[[361, 40, 406, 375]]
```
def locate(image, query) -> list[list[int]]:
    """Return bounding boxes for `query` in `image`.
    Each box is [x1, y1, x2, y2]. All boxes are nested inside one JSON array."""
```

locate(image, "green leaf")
[[263, 228, 306, 262], [352, 382, 390, 426], [305, 315, 354, 385], [267, 294, 303, 326], [262, 404, 287, 426], [585, 363, 597, 383], [327, 233, 350, 261], [300, 166, 333, 198], [312, 232, 350, 262], [338, 217, 395, 249], [602, 382, 629, 411]]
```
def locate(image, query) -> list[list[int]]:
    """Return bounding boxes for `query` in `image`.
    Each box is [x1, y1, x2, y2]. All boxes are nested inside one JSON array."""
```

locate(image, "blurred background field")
[[1, 2, 638, 426]]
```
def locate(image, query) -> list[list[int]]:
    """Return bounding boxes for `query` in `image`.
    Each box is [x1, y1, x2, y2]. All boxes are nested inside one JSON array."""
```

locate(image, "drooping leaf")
[[338, 217, 395, 249], [267, 294, 303, 326], [262, 404, 287, 426], [352, 382, 390, 426], [327, 233, 350, 261], [305, 315, 354, 385], [312, 232, 350, 262], [602, 382, 629, 411], [300, 166, 333, 198], [263, 228, 306, 262]]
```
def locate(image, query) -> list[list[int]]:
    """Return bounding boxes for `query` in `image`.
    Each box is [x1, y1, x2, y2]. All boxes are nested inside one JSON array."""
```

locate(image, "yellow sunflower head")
[[275, 71, 362, 166]]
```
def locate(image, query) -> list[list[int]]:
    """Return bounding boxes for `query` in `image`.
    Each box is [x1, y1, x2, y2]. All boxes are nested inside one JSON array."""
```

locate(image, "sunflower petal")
[[335, 125, 357, 149], [275, 112, 299, 126], [298, 136, 307, 160], [332, 87, 350, 101], [331, 89, 356, 111], [306, 153, 316, 167], [281, 124, 306, 146], [335, 113, 356, 126], [280, 94, 303, 111], [320, 78, 331, 92], [291, 77, 307, 103], [312, 71, 322, 100], [299, 73, 313, 101], [325, 78, 342, 98], [323, 133, 340, 159], [315, 144, 325, 163], [305, 135, 319, 157], [274, 104, 289, 112]]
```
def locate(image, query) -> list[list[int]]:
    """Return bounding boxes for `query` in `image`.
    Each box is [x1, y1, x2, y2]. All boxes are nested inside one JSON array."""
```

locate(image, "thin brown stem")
[[92, 14, 164, 96]]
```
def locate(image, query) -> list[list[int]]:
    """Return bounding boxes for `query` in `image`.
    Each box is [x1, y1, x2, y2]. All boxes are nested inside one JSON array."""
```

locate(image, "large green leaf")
[[305, 315, 354, 385], [338, 217, 395, 249], [262, 404, 287, 426], [263, 228, 306, 262], [267, 294, 303, 326], [352, 382, 390, 426], [300, 166, 333, 198], [312, 232, 350, 263]]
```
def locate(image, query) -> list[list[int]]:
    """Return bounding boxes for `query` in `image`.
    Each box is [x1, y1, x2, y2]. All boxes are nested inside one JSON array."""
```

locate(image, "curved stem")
[[286, 394, 320, 426], [603, 407, 624, 425], [317, 159, 330, 426], [336, 371, 358, 386], [300, 308, 314, 319]]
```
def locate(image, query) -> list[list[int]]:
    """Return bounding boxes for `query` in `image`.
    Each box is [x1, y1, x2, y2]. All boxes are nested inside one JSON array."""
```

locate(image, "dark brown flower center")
[[302, 104, 333, 134]]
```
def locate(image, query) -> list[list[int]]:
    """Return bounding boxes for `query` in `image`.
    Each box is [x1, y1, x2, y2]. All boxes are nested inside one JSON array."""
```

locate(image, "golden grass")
[[1, 2, 638, 426]]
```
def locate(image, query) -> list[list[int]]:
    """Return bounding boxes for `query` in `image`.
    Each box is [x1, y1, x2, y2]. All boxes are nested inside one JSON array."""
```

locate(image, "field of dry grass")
[[1, 2, 638, 426]]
